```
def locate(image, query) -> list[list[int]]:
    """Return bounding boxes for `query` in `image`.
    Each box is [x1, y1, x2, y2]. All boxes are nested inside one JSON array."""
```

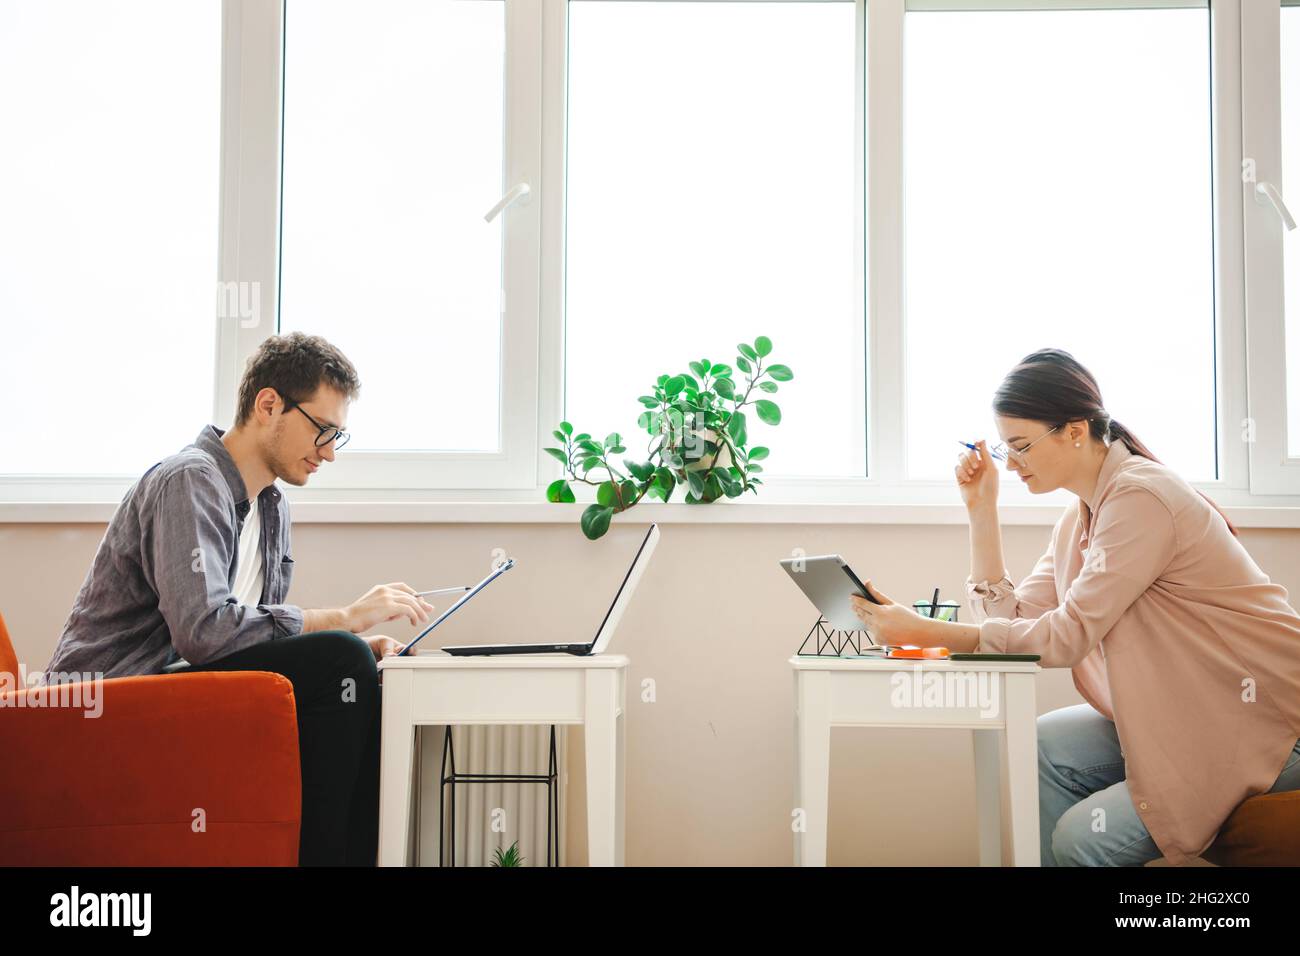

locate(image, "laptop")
[[440, 522, 660, 656]]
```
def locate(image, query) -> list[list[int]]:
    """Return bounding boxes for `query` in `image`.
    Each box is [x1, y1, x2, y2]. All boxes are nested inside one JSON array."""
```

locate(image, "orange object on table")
[[886, 645, 950, 659]]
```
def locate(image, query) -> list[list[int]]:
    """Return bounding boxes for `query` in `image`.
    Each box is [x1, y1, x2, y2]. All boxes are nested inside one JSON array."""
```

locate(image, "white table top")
[[379, 652, 630, 671], [789, 654, 1040, 673]]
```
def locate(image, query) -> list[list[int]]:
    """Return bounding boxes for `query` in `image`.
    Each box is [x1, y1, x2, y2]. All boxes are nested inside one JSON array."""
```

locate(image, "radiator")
[[415, 724, 567, 867]]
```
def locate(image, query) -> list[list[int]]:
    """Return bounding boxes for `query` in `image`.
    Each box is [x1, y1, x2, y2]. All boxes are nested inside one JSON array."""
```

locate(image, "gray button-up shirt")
[[41, 425, 304, 681]]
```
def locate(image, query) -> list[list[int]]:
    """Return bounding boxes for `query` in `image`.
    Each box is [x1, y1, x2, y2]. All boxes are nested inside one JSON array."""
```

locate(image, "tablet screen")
[[397, 558, 515, 655]]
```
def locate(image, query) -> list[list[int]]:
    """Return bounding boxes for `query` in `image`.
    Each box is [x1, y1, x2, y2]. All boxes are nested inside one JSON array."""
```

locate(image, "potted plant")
[[544, 337, 793, 539], [491, 840, 524, 867]]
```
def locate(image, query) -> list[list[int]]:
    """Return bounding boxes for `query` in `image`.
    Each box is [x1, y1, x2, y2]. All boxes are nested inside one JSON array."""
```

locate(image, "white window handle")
[[1255, 181, 1297, 231], [484, 182, 531, 223]]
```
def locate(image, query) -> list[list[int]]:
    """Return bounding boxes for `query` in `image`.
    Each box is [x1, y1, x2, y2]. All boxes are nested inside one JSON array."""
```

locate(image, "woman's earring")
[[1074, 441, 1081, 447]]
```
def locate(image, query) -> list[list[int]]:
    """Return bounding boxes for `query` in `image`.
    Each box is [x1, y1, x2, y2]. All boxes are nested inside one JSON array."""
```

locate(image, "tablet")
[[396, 558, 516, 655], [779, 554, 880, 632]]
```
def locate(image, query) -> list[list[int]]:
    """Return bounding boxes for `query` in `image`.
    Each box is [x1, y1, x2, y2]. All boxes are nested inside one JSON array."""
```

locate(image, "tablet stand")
[[795, 604, 959, 657], [796, 617, 870, 656]]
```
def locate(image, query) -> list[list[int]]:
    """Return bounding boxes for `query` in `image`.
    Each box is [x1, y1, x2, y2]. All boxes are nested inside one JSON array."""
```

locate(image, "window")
[[7, 0, 1300, 510], [279, 0, 507, 454], [0, 0, 221, 476], [564, 0, 863, 478], [903, 4, 1216, 482], [1242, 0, 1300, 493], [274, 0, 543, 489]]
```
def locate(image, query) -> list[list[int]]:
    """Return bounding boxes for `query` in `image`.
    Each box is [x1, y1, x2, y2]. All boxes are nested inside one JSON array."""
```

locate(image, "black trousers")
[[184, 630, 382, 866]]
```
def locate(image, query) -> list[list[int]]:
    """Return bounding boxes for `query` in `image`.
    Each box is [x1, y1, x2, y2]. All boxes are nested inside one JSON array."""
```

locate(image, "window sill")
[[4, 498, 1300, 528]]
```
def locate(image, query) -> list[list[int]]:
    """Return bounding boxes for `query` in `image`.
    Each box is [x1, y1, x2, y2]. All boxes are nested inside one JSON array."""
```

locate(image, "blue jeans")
[[1038, 703, 1300, 866]]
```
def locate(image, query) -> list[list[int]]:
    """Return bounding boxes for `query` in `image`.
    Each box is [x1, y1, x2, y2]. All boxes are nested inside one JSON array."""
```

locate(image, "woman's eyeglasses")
[[285, 401, 351, 450], [991, 423, 1062, 465]]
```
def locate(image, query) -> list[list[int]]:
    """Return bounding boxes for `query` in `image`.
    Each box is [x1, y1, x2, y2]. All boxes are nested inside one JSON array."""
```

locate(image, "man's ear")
[[254, 387, 282, 424]]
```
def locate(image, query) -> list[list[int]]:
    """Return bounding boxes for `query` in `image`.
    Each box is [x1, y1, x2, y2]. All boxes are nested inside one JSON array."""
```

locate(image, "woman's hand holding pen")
[[955, 439, 999, 512]]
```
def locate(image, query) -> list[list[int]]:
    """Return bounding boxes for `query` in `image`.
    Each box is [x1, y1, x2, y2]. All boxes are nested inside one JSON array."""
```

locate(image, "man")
[[41, 331, 434, 865]]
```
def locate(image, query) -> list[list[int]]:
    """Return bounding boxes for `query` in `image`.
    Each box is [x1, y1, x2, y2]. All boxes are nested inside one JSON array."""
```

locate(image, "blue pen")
[[957, 440, 1006, 462]]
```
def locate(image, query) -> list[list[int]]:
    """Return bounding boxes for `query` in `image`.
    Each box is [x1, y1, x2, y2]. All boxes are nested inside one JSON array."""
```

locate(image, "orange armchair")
[[0, 612, 301, 866]]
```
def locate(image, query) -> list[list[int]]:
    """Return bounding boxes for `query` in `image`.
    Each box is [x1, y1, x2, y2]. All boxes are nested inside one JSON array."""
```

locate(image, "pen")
[[929, 586, 940, 619], [956, 440, 1006, 462], [414, 586, 473, 598]]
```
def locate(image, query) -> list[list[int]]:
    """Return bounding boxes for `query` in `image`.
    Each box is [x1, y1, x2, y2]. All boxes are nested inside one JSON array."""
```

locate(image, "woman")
[[850, 348, 1300, 866]]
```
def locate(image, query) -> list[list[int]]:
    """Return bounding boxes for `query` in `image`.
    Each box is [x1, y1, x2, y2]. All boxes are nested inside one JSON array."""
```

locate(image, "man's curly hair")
[[235, 332, 360, 426]]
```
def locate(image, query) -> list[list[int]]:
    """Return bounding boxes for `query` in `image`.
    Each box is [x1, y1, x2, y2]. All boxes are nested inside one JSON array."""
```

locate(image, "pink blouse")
[[966, 439, 1300, 865]]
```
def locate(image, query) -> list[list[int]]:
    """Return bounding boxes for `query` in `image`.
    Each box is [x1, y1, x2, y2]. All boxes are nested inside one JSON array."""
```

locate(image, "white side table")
[[790, 655, 1041, 866], [377, 652, 628, 866]]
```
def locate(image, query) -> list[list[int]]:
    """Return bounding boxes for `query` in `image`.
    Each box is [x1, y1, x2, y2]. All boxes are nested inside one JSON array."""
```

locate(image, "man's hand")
[[342, 583, 435, 633], [364, 635, 407, 661]]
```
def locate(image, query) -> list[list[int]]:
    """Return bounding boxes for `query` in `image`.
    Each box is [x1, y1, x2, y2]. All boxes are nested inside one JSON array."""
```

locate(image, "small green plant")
[[545, 337, 794, 539], [491, 840, 524, 867]]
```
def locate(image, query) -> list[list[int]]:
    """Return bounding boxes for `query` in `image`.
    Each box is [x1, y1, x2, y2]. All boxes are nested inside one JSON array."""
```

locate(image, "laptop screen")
[[588, 523, 660, 654]]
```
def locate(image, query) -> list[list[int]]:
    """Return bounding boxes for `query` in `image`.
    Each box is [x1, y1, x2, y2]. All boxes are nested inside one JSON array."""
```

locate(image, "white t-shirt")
[[231, 495, 265, 606]]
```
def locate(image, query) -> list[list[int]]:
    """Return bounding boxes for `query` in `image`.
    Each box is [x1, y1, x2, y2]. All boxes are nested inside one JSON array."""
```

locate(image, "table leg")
[[378, 667, 416, 867], [793, 669, 831, 866], [972, 727, 1003, 866], [584, 668, 623, 866], [1003, 672, 1041, 866]]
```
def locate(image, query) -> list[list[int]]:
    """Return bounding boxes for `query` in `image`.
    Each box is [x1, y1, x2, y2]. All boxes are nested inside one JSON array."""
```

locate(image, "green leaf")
[[582, 455, 603, 470], [703, 472, 723, 501], [573, 432, 591, 442], [766, 364, 793, 382], [746, 463, 764, 473], [736, 355, 752, 374], [546, 478, 576, 503], [552, 430, 566, 443], [714, 376, 736, 400], [637, 411, 652, 431], [747, 446, 769, 460], [581, 504, 614, 540], [758, 381, 778, 393], [664, 452, 684, 469], [609, 445, 626, 454], [624, 459, 655, 482], [726, 410, 748, 447], [597, 481, 617, 507], [689, 361, 707, 379], [578, 439, 603, 455], [738, 343, 758, 361], [638, 395, 659, 407], [618, 479, 639, 511], [603, 432, 621, 450], [544, 447, 568, 464], [754, 400, 781, 426], [664, 376, 686, 398], [709, 363, 732, 378], [754, 336, 772, 357], [686, 470, 705, 500], [680, 372, 700, 391], [560, 421, 573, 435]]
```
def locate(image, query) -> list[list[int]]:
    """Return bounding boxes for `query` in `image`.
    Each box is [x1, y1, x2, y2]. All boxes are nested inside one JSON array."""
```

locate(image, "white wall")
[[3, 518, 1297, 865]]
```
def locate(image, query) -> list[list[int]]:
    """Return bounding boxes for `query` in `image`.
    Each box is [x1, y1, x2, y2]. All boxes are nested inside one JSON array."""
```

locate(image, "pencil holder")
[[911, 601, 960, 622]]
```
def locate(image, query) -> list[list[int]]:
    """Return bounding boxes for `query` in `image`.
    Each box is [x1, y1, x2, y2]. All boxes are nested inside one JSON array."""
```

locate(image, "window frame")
[[1241, 0, 1300, 493], [6, 0, 1300, 518]]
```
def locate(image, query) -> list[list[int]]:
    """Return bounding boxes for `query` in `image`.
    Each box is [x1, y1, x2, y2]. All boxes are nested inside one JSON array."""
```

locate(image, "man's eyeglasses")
[[992, 423, 1062, 466], [285, 401, 351, 450]]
